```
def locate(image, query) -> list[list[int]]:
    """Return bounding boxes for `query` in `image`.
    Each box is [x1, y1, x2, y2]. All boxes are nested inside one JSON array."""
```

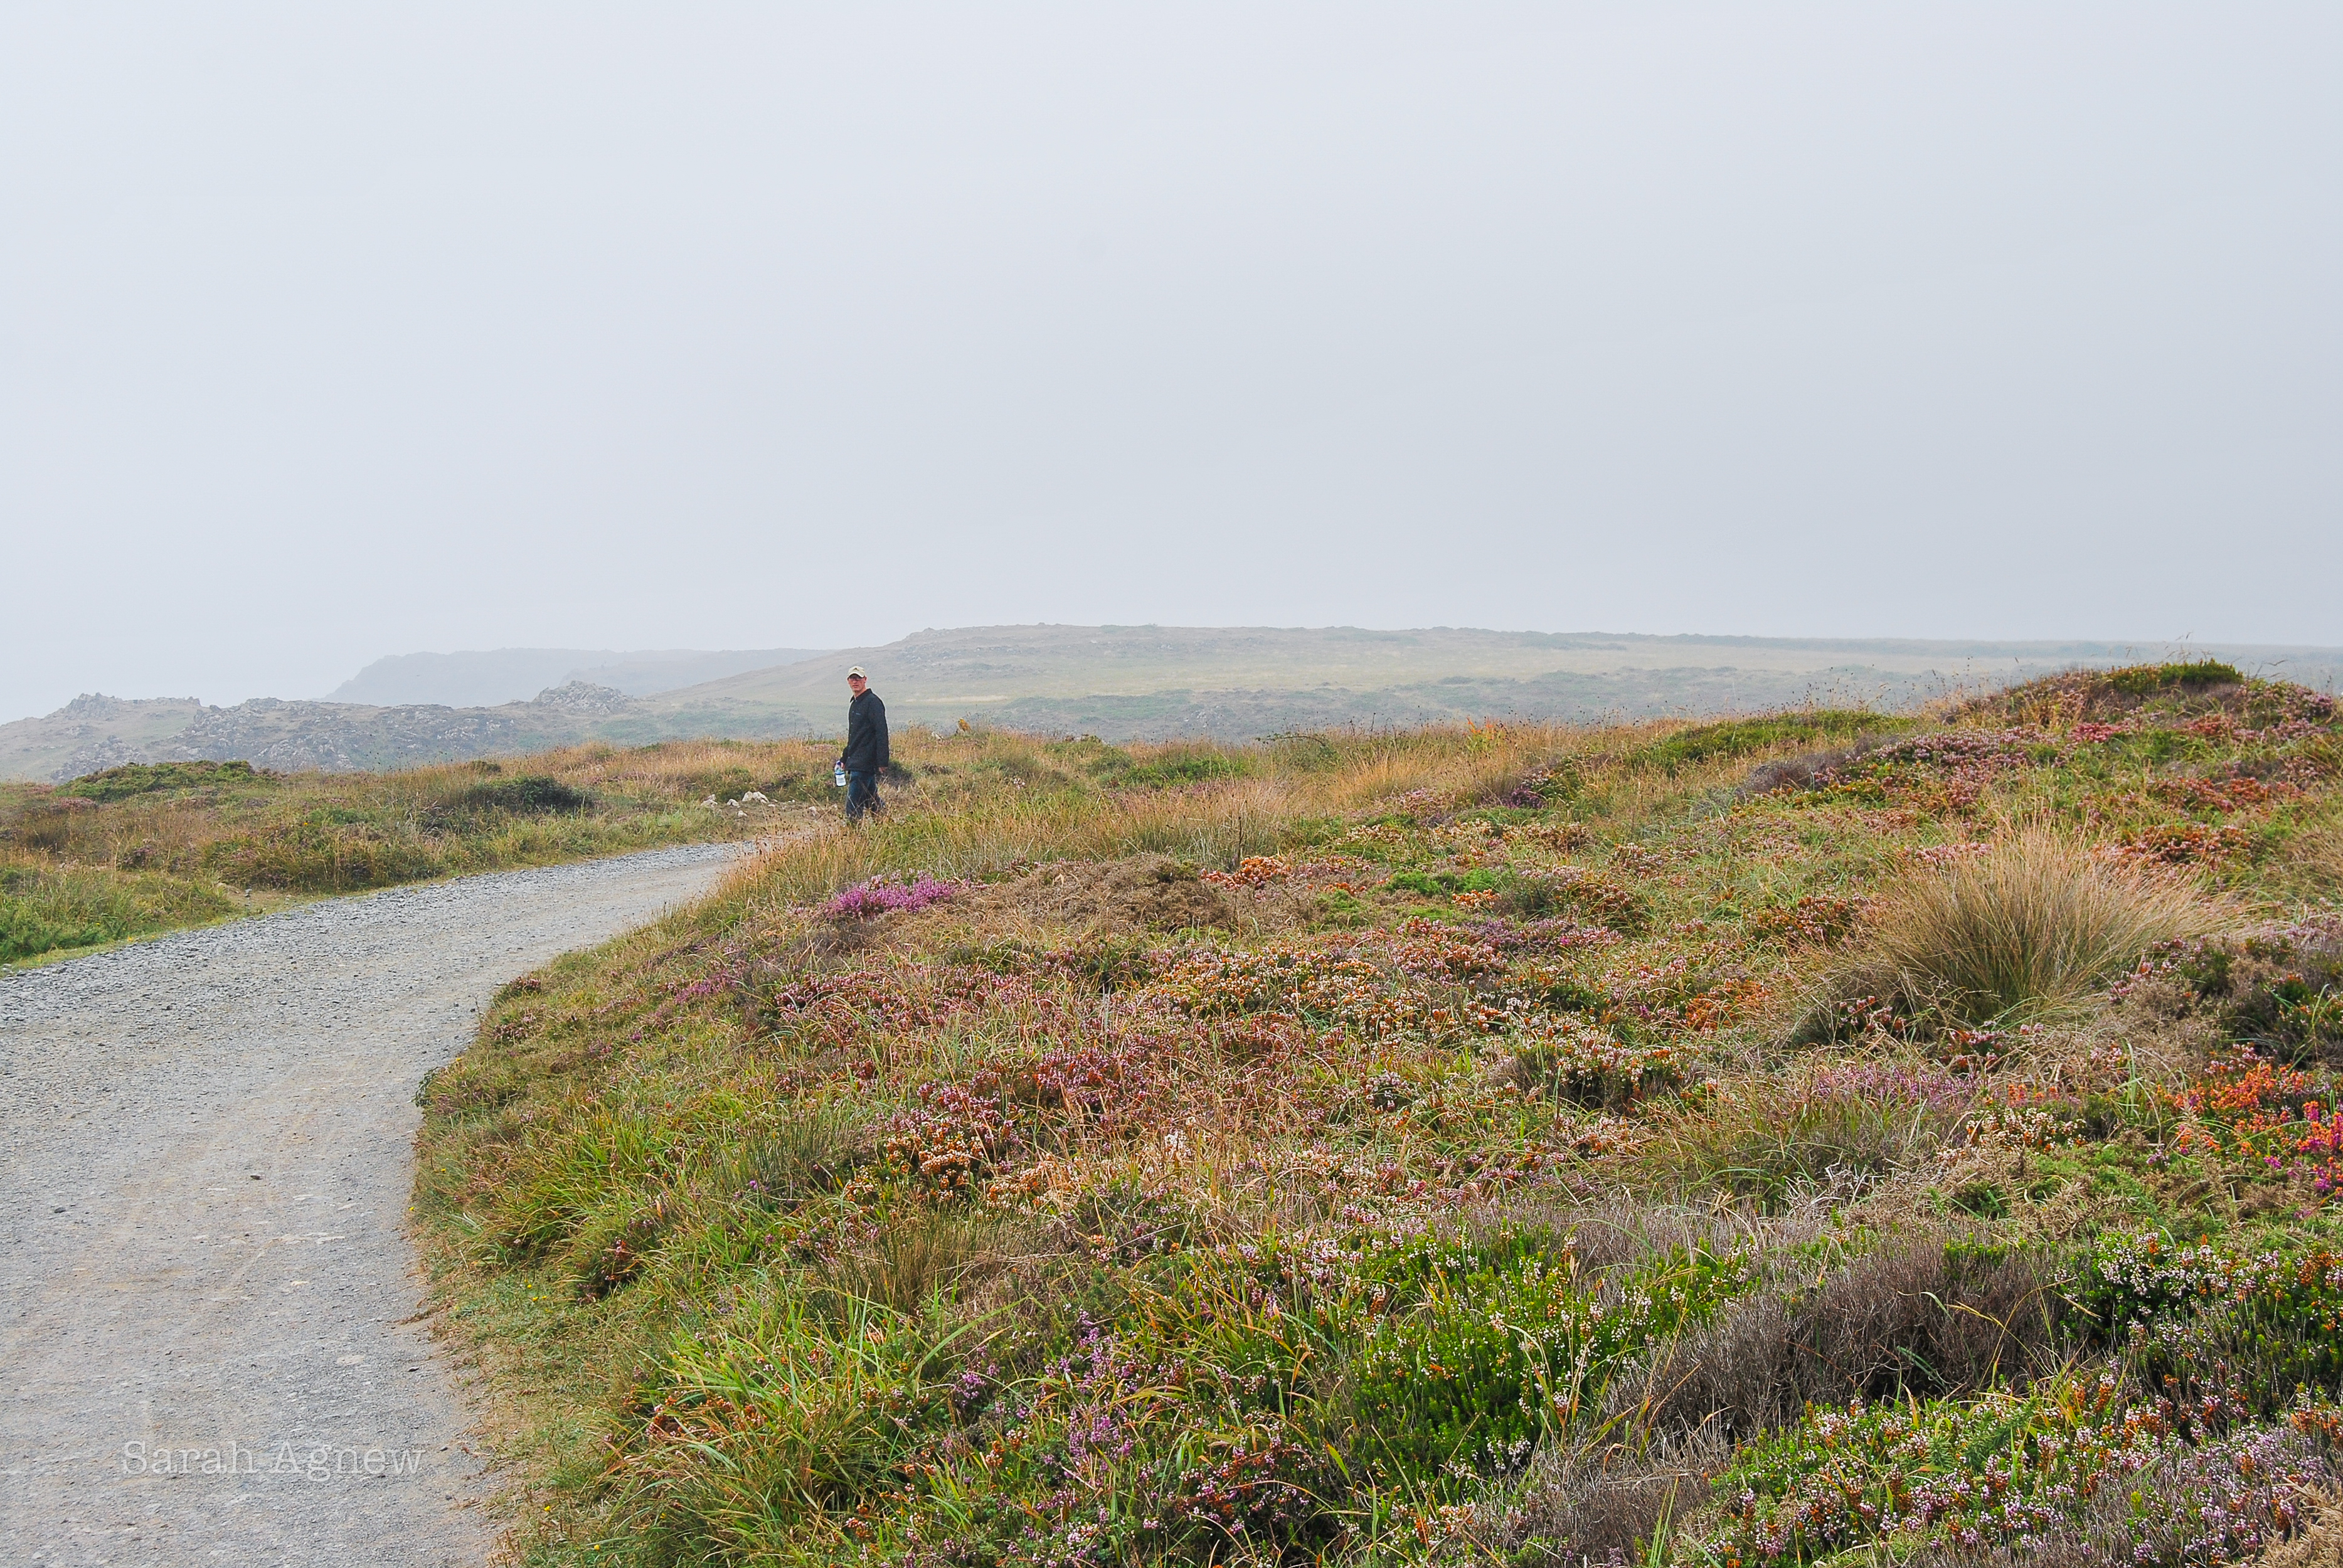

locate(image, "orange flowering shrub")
[[2167, 1046, 2343, 1193]]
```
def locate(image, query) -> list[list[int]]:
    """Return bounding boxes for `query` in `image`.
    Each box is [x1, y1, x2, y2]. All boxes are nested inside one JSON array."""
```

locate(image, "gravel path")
[[0, 844, 743, 1567]]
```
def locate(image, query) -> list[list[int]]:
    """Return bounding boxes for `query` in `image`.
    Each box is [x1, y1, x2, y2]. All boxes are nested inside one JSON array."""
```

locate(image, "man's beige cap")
[[847, 665, 867, 679]]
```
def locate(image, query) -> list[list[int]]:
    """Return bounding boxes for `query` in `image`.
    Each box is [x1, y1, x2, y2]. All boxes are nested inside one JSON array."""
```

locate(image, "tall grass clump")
[[1820, 830, 2233, 1031]]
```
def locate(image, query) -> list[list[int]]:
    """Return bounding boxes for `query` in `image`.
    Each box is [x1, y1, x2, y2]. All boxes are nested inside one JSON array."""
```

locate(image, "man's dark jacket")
[[843, 689, 890, 772]]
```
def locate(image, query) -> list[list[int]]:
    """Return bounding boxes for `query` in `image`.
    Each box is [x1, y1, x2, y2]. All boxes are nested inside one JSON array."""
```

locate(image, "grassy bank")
[[0, 740, 854, 965], [417, 666, 2343, 1566]]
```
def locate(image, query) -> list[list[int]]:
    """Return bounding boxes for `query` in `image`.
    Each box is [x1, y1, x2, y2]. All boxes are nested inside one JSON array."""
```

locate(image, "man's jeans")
[[844, 770, 883, 823]]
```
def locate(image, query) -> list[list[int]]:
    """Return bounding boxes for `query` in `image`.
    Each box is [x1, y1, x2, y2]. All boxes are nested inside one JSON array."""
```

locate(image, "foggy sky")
[[3, 3, 2337, 723]]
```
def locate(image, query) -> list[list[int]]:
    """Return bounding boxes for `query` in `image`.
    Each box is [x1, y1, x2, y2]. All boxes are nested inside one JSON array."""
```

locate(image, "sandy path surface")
[[0, 844, 742, 1567]]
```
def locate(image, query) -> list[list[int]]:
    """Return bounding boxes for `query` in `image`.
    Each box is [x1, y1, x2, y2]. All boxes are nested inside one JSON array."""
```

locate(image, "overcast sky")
[[3, 4, 2337, 721]]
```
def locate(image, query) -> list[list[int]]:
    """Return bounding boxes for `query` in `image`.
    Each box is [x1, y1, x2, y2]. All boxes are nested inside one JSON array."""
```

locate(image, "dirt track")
[[0, 844, 740, 1567]]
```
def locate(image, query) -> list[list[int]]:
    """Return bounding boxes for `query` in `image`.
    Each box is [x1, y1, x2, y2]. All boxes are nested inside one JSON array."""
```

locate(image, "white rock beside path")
[[0, 844, 741, 1567]]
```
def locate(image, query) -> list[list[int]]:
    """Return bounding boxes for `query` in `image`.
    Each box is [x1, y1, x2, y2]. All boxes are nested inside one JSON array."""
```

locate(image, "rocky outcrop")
[[149, 697, 582, 774], [528, 682, 636, 716]]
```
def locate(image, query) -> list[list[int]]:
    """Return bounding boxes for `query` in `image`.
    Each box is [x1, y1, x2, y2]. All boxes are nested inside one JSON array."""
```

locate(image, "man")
[[840, 665, 888, 824]]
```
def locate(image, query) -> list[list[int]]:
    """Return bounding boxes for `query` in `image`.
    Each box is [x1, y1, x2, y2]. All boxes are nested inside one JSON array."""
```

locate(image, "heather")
[[413, 668, 2343, 1565]]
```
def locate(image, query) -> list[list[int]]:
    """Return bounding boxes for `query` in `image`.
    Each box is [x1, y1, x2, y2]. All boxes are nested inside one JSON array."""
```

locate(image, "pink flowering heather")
[[821, 875, 964, 921]]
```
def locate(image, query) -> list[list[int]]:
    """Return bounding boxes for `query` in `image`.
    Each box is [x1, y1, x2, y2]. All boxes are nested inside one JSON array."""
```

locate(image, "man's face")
[[847, 675, 868, 696]]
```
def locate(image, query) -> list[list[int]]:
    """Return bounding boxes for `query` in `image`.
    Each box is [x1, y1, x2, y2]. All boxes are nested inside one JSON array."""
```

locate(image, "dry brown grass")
[[2258, 1490, 2343, 1568], [716, 722, 1598, 916], [959, 856, 1236, 935], [2293, 812, 2343, 900], [1605, 1231, 2066, 1443]]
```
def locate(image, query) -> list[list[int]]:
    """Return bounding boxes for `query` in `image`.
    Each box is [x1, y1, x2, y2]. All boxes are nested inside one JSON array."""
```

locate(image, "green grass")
[[2107, 658, 2245, 694], [0, 860, 241, 961]]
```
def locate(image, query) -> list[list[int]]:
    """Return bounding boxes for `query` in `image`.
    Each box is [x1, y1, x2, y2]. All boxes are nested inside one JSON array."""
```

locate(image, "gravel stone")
[[0, 843, 741, 1566]]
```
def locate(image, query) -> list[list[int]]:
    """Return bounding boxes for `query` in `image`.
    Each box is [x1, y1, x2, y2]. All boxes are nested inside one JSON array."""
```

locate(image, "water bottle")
[[834, 761, 848, 789]]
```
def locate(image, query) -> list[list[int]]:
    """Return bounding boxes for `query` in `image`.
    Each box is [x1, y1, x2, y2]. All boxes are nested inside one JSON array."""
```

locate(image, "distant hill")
[[8, 625, 2339, 781], [327, 647, 830, 707], [624, 625, 2343, 741]]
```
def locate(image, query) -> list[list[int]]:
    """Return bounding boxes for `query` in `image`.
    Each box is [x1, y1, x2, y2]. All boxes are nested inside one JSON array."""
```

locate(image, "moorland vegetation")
[[398, 662, 2337, 1563], [0, 741, 846, 963]]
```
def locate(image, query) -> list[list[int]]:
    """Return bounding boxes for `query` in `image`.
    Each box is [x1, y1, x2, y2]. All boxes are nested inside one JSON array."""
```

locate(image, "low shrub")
[[1634, 711, 1896, 774], [2075, 1231, 2343, 1418], [58, 759, 266, 801], [1458, 1442, 1723, 1565], [1738, 744, 1869, 797], [1505, 1020, 1683, 1110], [1708, 1374, 2335, 1567], [2160, 1044, 2343, 1194], [1386, 866, 1501, 899], [2146, 918, 2343, 1064], [1748, 893, 1869, 947], [1500, 758, 1583, 807], [1899, 1421, 2339, 1567], [464, 775, 593, 813], [395, 691, 2343, 1566], [1505, 867, 1647, 932]]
